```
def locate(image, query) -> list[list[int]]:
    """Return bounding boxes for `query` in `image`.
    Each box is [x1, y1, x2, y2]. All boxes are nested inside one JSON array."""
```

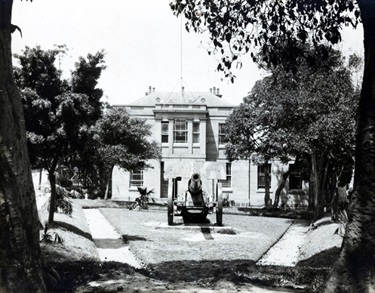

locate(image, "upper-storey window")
[[193, 122, 200, 143], [218, 123, 228, 145], [161, 121, 169, 143], [174, 119, 188, 143]]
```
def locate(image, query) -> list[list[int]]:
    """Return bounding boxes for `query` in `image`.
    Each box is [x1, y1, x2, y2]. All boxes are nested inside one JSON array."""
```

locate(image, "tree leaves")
[[170, 0, 362, 81], [225, 46, 359, 168], [93, 108, 161, 171]]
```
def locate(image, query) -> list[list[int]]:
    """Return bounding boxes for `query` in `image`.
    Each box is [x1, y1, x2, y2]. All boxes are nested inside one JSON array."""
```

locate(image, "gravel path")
[[83, 209, 142, 268], [257, 221, 309, 266]]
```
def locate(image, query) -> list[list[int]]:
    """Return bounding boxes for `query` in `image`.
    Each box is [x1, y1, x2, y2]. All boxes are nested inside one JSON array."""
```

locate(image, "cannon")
[[188, 173, 205, 206], [167, 172, 223, 225]]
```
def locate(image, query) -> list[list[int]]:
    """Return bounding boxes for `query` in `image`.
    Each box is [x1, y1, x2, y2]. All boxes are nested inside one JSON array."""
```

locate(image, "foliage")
[[14, 45, 105, 222], [54, 197, 73, 216], [137, 187, 155, 198], [97, 108, 161, 169], [71, 50, 107, 124], [53, 186, 73, 216], [129, 187, 155, 210], [80, 108, 161, 198], [170, 0, 361, 79], [41, 224, 63, 244], [14, 46, 65, 99], [226, 46, 358, 161]]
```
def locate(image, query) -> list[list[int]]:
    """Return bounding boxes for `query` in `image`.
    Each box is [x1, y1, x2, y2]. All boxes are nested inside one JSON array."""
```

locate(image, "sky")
[[11, 0, 364, 106]]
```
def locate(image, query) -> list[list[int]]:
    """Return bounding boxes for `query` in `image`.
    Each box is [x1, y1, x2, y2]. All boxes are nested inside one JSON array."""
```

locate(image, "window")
[[193, 122, 200, 143], [130, 170, 143, 187], [258, 164, 271, 189], [174, 119, 188, 143], [218, 123, 228, 145], [161, 121, 169, 143], [289, 164, 302, 190], [218, 163, 232, 188]]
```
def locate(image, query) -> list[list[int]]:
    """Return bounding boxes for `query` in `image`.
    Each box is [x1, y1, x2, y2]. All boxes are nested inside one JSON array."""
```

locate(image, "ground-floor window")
[[130, 170, 143, 187], [257, 164, 271, 189], [218, 162, 232, 188], [160, 161, 168, 198], [289, 164, 302, 190]]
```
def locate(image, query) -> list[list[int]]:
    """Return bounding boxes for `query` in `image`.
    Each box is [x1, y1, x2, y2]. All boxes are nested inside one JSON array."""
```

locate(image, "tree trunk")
[[312, 151, 323, 220], [39, 168, 43, 190], [323, 1, 375, 291], [0, 1, 46, 291], [47, 171, 57, 223], [264, 161, 271, 208], [47, 156, 59, 223], [273, 170, 290, 209], [104, 165, 114, 199], [308, 165, 315, 211], [319, 157, 330, 210]]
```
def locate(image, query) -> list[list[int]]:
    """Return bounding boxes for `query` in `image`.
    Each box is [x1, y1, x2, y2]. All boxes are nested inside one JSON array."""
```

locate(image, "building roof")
[[128, 90, 234, 108]]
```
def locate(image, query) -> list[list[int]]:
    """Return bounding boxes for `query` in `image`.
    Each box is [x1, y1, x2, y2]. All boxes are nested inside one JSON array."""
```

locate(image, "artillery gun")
[[167, 172, 223, 225]]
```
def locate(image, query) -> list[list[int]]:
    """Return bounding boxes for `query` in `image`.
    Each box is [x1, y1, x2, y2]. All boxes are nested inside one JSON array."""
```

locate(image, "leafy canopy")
[[170, 0, 361, 79], [14, 46, 105, 171], [94, 107, 161, 171], [225, 46, 358, 167]]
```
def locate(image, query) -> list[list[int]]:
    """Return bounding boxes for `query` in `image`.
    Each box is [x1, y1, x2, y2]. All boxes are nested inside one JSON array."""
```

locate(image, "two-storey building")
[[111, 87, 307, 207]]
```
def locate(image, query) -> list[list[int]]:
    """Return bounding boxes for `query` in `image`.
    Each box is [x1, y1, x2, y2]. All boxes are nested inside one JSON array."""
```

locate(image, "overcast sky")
[[12, 0, 364, 106]]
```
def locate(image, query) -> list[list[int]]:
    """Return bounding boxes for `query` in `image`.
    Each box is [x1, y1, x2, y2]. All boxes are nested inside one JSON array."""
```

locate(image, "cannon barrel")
[[188, 173, 202, 195]]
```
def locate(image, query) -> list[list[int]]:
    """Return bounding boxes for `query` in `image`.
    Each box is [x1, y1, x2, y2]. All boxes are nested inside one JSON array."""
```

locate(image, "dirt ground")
[[40, 200, 342, 293]]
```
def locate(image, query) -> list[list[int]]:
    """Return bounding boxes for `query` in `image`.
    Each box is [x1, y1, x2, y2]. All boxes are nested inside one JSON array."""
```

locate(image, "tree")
[[170, 0, 375, 291], [0, 0, 47, 291], [69, 51, 106, 195], [87, 108, 161, 199], [14, 46, 105, 223], [225, 92, 290, 208], [225, 46, 358, 216], [71, 50, 106, 123]]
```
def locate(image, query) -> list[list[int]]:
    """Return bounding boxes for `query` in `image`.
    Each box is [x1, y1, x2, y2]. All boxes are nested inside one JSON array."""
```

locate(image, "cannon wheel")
[[216, 182, 223, 226], [167, 179, 174, 225]]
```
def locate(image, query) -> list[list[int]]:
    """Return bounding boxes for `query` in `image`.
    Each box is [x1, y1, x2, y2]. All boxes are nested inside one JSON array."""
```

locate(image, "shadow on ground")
[[45, 247, 340, 293]]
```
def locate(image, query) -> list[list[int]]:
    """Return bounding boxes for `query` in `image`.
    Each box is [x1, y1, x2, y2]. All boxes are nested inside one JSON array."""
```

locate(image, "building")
[[111, 87, 308, 207]]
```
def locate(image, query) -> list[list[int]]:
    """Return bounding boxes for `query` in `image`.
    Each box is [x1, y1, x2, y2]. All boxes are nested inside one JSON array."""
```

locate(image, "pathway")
[[83, 209, 142, 268], [257, 221, 310, 266]]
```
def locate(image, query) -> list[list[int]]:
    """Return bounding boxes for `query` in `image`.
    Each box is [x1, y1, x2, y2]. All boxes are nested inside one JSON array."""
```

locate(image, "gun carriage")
[[167, 172, 223, 225]]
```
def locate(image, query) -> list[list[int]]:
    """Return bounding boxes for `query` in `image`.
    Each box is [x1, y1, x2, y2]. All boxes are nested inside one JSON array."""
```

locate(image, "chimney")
[[216, 87, 222, 98], [149, 86, 152, 94], [153, 87, 155, 92], [213, 86, 216, 94], [145, 92, 148, 96], [209, 88, 212, 93]]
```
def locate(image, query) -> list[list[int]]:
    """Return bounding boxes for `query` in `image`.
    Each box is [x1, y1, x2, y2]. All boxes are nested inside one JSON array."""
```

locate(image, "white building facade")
[[111, 88, 307, 207]]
